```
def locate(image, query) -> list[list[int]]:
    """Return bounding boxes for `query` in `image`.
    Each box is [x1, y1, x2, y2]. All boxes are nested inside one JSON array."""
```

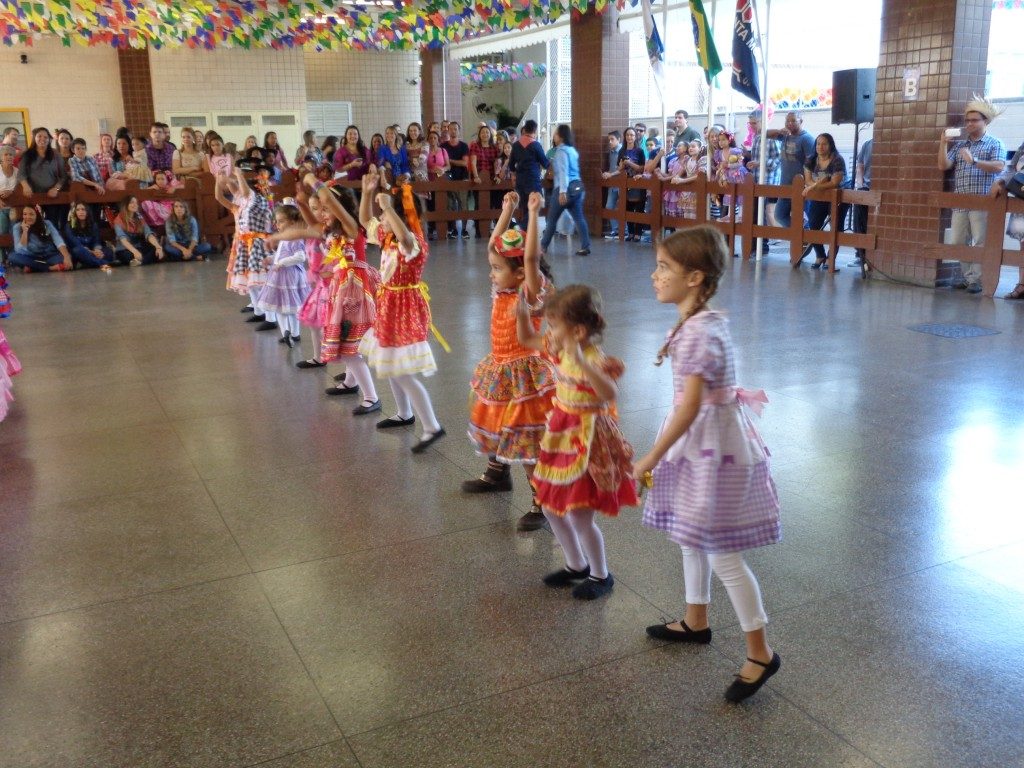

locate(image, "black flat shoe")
[[542, 565, 590, 587], [645, 619, 712, 644], [333, 372, 350, 382], [516, 507, 547, 532], [377, 415, 415, 429], [255, 320, 277, 331], [278, 334, 290, 345], [411, 427, 447, 453], [724, 653, 781, 703], [572, 574, 614, 600], [295, 359, 326, 369], [325, 384, 359, 396], [352, 400, 382, 415], [241, 306, 255, 313], [461, 475, 513, 493], [575, 248, 590, 256], [245, 314, 264, 323]]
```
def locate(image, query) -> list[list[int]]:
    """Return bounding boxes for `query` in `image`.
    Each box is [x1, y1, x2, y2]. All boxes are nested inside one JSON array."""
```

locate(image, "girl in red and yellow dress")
[[463, 191, 556, 532], [516, 284, 639, 600], [357, 165, 447, 453]]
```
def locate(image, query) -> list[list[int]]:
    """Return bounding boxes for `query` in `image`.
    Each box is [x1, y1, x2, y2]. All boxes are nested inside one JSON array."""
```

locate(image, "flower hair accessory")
[[494, 228, 525, 258]]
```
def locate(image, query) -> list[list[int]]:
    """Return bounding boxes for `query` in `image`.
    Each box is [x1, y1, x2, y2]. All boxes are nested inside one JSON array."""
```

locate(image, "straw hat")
[[964, 94, 1003, 123]]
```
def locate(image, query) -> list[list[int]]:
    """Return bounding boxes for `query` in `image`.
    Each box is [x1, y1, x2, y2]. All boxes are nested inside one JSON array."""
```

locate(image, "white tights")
[[681, 546, 768, 632], [544, 508, 608, 579], [277, 313, 300, 338], [336, 354, 378, 405], [305, 327, 323, 362], [388, 374, 441, 435], [249, 289, 275, 323]]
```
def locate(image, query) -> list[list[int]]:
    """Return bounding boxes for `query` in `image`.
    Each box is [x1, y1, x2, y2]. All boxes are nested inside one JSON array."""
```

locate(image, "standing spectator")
[[508, 119, 550, 224], [172, 127, 205, 178], [321, 135, 339, 166], [849, 138, 873, 268], [406, 122, 429, 185], [333, 126, 372, 185], [64, 202, 115, 270], [745, 110, 781, 254], [9, 205, 73, 272], [377, 125, 410, 187], [770, 112, 816, 228], [202, 132, 233, 178], [617, 127, 647, 241], [803, 133, 849, 270], [295, 130, 323, 167], [17, 128, 67, 227], [262, 132, 289, 181], [368, 134, 385, 166], [992, 139, 1024, 299], [444, 122, 471, 239], [93, 133, 116, 182], [540, 125, 591, 256], [55, 129, 74, 174], [469, 124, 500, 237], [0, 127, 22, 165], [938, 97, 1006, 294], [424, 130, 450, 241], [0, 146, 18, 261], [145, 122, 175, 173], [68, 138, 106, 199], [673, 110, 701, 144], [602, 130, 622, 239]]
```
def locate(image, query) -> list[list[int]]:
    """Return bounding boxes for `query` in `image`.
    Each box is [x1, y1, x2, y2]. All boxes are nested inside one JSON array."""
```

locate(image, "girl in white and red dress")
[[358, 165, 447, 453]]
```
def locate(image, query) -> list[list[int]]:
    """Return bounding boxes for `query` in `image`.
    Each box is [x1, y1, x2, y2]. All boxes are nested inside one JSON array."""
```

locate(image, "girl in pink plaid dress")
[[633, 225, 781, 704]]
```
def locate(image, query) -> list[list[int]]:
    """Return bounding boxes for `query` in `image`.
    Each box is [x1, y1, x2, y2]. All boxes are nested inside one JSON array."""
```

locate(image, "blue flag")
[[731, 0, 761, 103], [641, 0, 666, 102]]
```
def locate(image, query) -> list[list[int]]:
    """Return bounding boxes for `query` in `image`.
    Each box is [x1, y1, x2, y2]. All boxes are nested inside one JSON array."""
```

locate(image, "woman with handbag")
[[992, 140, 1024, 300], [540, 124, 591, 257]]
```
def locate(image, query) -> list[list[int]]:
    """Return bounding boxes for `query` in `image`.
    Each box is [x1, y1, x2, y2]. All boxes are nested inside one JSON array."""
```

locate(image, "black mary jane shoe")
[[645, 619, 712, 644], [460, 473, 513, 493], [295, 359, 326, 369], [325, 384, 359, 396], [254, 320, 277, 332], [572, 574, 615, 600], [333, 372, 351, 383], [724, 653, 781, 703], [241, 306, 255, 313], [411, 427, 447, 453], [245, 313, 264, 323], [352, 400, 382, 415], [542, 565, 590, 587], [376, 415, 416, 429]]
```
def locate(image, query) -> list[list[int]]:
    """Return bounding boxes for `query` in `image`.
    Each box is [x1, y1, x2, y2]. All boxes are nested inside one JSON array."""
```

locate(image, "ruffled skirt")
[[468, 354, 555, 464], [228, 238, 270, 294], [0, 330, 21, 423], [359, 332, 437, 378], [298, 278, 331, 329], [322, 266, 380, 362], [642, 403, 781, 553], [254, 264, 310, 316]]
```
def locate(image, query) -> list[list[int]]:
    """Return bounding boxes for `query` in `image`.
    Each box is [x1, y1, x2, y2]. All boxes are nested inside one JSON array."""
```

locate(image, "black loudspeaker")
[[832, 68, 876, 124]]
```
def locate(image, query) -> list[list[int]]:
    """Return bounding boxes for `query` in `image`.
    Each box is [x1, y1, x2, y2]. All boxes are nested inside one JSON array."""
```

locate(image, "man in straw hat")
[[938, 95, 1006, 294]]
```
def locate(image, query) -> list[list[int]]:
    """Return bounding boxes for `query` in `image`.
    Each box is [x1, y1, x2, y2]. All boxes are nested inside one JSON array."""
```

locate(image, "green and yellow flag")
[[690, 0, 723, 84]]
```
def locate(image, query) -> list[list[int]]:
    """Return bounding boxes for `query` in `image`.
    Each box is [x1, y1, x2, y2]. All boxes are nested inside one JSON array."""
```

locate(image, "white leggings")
[[249, 289, 275, 322], [278, 313, 300, 338], [544, 508, 608, 579], [305, 327, 323, 362], [388, 374, 441, 435], [337, 354, 378, 404], [681, 546, 767, 632]]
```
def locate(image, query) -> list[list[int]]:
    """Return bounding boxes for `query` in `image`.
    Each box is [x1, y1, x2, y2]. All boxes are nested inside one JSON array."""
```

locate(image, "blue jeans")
[[604, 188, 619, 234], [164, 242, 214, 261], [775, 198, 809, 228], [71, 243, 115, 268], [541, 190, 591, 251], [9, 245, 63, 272]]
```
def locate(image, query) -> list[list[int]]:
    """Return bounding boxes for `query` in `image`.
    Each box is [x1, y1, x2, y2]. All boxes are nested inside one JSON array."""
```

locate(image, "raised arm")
[[523, 191, 544, 301], [303, 172, 357, 239], [213, 175, 234, 212], [489, 190, 519, 246], [376, 191, 416, 253], [359, 166, 379, 230], [515, 295, 544, 351]]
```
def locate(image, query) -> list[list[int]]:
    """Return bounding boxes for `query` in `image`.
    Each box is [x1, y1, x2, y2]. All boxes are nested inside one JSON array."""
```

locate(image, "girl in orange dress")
[[358, 165, 447, 453], [463, 191, 556, 532], [517, 285, 640, 600]]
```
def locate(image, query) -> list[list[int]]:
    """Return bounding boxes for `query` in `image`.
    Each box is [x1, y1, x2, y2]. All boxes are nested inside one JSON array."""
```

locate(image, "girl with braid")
[[633, 225, 781, 704]]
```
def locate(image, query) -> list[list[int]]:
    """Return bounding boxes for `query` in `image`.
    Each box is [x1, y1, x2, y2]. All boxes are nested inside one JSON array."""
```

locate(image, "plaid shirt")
[[93, 151, 115, 181], [68, 154, 102, 184], [750, 134, 781, 184], [470, 142, 500, 178], [948, 133, 1005, 196]]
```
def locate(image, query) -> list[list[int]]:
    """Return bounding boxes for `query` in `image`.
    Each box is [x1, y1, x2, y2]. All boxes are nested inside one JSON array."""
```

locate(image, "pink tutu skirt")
[[298, 278, 331, 329]]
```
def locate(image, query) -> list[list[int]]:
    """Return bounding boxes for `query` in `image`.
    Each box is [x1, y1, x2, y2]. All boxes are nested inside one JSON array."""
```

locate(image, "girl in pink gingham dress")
[[632, 225, 781, 705]]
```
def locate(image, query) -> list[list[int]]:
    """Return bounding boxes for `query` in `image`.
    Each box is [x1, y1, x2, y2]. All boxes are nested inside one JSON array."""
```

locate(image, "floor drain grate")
[[908, 323, 1001, 339]]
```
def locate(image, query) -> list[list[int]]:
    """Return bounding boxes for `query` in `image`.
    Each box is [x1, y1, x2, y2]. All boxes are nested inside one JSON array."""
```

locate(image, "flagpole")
[[705, 0, 717, 184], [661, 0, 669, 174], [755, 0, 771, 260]]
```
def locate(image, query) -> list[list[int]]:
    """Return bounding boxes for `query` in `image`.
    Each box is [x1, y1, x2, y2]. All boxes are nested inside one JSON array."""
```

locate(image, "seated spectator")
[[320, 135, 339, 165], [164, 200, 213, 262], [203, 132, 234, 177], [172, 127, 205, 178], [68, 138, 106, 196], [9, 205, 73, 272], [140, 170, 183, 228], [64, 202, 115, 270], [105, 135, 140, 191], [263, 132, 289, 182], [94, 133, 116, 182], [114, 196, 164, 266], [17, 128, 68, 225], [803, 132, 849, 270]]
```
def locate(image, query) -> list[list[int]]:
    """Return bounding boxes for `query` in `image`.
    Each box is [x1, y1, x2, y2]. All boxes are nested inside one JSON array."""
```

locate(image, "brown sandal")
[[1005, 283, 1024, 300]]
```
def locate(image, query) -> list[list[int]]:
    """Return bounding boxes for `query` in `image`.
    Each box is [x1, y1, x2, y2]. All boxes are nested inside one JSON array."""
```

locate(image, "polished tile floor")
[[2, 237, 1023, 768]]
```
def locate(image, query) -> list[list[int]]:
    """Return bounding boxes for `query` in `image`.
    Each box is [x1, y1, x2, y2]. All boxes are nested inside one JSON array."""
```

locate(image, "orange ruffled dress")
[[532, 345, 639, 517], [468, 280, 555, 464]]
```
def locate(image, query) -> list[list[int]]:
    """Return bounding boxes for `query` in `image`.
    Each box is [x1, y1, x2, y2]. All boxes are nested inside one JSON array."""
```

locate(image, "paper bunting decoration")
[[991, 0, 1024, 8], [0, 0, 627, 51], [770, 87, 833, 111], [460, 61, 547, 85]]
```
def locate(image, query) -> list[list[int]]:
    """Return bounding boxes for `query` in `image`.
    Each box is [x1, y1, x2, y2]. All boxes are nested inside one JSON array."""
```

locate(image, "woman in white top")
[[0, 145, 19, 254], [172, 127, 205, 178]]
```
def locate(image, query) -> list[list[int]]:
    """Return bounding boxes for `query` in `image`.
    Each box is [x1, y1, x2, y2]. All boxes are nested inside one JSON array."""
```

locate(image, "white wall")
[[0, 39, 125, 144], [304, 49, 420, 135]]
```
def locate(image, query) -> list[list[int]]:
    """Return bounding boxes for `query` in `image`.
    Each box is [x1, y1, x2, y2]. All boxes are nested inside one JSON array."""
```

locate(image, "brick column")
[[420, 47, 462, 125], [571, 7, 630, 229], [117, 48, 155, 137], [870, 0, 992, 285]]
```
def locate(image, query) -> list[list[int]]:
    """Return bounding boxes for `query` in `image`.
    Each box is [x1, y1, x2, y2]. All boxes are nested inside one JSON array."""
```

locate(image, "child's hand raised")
[[362, 166, 379, 192], [503, 191, 519, 210], [527, 191, 543, 213], [375, 192, 393, 210]]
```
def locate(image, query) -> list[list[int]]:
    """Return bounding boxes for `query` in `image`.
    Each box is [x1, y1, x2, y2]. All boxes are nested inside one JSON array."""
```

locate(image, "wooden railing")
[[598, 174, 881, 273], [924, 191, 1024, 297]]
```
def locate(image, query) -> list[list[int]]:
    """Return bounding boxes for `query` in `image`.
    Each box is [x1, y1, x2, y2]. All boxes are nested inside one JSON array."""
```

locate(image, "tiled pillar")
[[870, 0, 992, 285], [420, 47, 462, 125], [571, 7, 630, 229], [117, 48, 155, 137]]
